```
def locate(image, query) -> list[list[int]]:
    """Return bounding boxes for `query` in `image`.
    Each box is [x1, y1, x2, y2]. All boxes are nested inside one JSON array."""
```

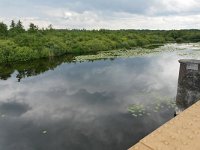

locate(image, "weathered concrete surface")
[[176, 59, 200, 110], [129, 101, 200, 150]]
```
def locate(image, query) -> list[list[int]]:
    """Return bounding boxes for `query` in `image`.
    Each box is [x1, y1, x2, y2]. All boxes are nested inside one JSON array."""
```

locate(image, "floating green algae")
[[128, 104, 146, 117], [75, 43, 200, 62], [128, 100, 176, 117], [127, 95, 176, 118]]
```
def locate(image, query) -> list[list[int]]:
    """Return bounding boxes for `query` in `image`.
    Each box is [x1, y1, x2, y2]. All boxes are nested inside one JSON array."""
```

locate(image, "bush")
[[1, 20, 200, 63]]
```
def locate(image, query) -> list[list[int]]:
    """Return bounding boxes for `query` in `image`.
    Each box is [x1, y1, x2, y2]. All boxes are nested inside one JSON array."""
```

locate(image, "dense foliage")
[[1, 20, 200, 63]]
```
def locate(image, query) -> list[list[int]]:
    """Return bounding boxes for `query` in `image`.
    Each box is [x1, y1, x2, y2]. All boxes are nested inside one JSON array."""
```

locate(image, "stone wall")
[[176, 59, 200, 110]]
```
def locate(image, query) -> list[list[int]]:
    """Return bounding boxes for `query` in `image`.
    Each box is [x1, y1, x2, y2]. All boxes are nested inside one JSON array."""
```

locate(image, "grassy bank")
[[1, 20, 200, 63]]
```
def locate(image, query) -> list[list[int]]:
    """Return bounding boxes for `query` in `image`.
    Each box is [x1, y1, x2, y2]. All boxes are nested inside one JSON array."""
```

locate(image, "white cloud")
[[1, 0, 200, 29], [148, 0, 200, 15], [0, 16, 52, 29], [163, 0, 198, 12], [38, 8, 200, 29]]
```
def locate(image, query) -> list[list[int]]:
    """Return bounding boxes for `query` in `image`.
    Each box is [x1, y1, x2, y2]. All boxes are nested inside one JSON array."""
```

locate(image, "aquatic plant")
[[75, 43, 197, 61], [128, 95, 176, 118]]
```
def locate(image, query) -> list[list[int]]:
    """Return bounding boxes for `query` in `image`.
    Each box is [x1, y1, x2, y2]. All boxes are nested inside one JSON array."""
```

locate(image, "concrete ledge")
[[129, 101, 200, 150]]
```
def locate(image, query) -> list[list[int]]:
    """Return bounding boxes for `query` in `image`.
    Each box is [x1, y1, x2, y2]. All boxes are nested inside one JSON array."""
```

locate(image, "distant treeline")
[[0, 20, 200, 63]]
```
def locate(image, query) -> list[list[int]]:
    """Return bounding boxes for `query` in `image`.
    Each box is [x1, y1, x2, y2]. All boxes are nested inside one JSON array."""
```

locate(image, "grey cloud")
[[46, 0, 200, 16], [62, 0, 154, 14], [1, 0, 200, 29], [2, 0, 200, 19]]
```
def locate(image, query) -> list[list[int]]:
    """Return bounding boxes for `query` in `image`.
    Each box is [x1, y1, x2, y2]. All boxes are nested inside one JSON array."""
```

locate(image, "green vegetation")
[[128, 94, 176, 118], [1, 20, 200, 63], [1, 43, 199, 81], [75, 43, 196, 61]]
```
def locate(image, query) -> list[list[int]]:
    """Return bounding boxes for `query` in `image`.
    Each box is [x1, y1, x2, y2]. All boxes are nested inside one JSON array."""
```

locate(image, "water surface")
[[0, 45, 199, 150]]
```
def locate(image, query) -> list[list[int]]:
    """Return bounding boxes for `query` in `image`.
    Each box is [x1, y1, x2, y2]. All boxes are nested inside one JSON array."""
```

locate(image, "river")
[[0, 44, 199, 150]]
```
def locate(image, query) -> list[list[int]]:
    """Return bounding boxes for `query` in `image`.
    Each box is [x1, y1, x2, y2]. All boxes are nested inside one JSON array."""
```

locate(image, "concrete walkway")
[[129, 101, 200, 150]]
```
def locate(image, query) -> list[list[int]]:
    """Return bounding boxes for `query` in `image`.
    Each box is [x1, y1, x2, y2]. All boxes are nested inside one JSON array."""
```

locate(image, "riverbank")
[[1, 22, 200, 63], [1, 43, 200, 81]]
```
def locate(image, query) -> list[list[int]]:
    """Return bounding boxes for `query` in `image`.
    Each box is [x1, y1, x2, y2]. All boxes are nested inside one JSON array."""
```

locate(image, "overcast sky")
[[0, 0, 200, 29]]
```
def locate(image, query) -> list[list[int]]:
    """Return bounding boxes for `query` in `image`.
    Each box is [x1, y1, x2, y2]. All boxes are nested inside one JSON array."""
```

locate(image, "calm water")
[[0, 47, 198, 150]]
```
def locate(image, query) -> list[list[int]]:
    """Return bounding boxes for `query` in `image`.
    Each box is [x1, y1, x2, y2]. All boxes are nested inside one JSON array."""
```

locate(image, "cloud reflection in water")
[[0, 52, 183, 150]]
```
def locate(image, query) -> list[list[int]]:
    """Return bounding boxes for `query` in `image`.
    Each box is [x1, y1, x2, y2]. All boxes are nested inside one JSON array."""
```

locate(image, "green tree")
[[9, 20, 25, 36], [0, 22, 8, 37], [47, 24, 53, 30], [28, 23, 38, 33], [10, 20, 15, 29], [16, 20, 25, 33], [9, 20, 16, 36]]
